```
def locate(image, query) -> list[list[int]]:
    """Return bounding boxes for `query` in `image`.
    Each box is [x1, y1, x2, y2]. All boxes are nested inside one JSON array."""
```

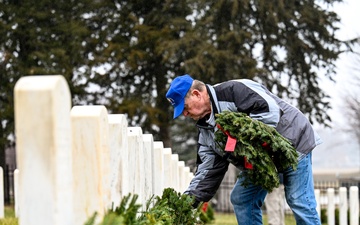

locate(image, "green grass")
[[212, 212, 330, 225], [212, 212, 298, 225], [0, 206, 18, 225]]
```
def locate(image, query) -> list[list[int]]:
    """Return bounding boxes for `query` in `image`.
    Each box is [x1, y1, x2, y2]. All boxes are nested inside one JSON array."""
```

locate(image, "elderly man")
[[166, 74, 321, 225]]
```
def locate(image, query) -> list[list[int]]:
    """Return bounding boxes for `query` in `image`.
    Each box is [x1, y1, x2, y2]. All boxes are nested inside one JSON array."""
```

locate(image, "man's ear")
[[191, 89, 202, 99]]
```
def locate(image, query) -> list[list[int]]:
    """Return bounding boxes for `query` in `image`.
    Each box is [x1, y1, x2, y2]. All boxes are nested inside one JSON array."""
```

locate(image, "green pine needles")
[[215, 111, 298, 192], [85, 188, 209, 225]]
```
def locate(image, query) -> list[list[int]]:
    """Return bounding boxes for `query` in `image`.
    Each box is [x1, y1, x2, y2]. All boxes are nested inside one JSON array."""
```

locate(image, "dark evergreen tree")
[[0, 0, 116, 170], [184, 0, 345, 126], [87, 0, 194, 149]]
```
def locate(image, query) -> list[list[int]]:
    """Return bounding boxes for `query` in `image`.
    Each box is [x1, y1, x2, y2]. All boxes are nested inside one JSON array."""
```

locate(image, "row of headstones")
[[13, 75, 194, 225], [315, 186, 359, 225]]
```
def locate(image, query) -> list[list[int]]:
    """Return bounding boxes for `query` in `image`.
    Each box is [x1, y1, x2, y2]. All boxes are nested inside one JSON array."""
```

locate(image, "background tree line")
[[0, 0, 355, 169]]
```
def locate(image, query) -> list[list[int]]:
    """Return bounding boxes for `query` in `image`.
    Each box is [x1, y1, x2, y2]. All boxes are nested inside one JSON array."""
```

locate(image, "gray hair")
[[186, 79, 206, 97]]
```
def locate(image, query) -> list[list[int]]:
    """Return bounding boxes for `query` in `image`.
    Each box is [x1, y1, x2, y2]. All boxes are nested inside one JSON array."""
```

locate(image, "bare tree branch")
[[344, 47, 360, 146]]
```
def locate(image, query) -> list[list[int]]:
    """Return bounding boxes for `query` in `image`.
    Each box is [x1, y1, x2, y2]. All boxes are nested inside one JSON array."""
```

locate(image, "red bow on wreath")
[[216, 124, 253, 169]]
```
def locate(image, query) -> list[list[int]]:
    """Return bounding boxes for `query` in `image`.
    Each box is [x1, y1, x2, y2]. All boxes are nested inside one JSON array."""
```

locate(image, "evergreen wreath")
[[215, 111, 298, 192]]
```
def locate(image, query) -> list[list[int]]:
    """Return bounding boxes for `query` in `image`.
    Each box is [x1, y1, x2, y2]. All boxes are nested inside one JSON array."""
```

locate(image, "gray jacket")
[[184, 79, 322, 203]]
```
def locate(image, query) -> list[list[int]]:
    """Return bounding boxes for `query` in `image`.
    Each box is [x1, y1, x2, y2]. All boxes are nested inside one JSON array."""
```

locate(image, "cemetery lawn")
[[212, 213, 299, 225], [0, 206, 18, 225]]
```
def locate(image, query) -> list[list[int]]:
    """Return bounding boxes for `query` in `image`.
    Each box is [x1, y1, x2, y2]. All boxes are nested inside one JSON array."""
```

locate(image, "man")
[[166, 74, 322, 225]]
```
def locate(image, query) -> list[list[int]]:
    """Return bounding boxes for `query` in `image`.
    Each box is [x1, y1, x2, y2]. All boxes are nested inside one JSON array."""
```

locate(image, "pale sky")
[[312, 0, 360, 170], [319, 0, 360, 128]]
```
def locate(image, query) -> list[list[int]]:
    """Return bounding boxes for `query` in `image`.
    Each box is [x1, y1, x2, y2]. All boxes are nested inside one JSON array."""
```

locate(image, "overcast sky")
[[312, 0, 360, 170], [320, 0, 360, 127]]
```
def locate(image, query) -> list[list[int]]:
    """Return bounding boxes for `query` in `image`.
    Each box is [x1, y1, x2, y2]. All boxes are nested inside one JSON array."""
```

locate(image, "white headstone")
[[14, 169, 19, 218], [188, 172, 194, 188], [350, 186, 359, 225], [14, 75, 73, 225], [327, 188, 335, 225], [171, 154, 179, 191], [339, 187, 348, 225], [152, 142, 164, 197], [143, 134, 154, 201], [178, 161, 185, 193], [183, 166, 191, 191], [108, 114, 128, 209], [162, 148, 172, 189], [71, 105, 111, 224], [127, 127, 144, 204]]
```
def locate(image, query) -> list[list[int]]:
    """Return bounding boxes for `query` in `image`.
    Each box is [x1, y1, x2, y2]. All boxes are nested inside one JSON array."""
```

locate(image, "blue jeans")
[[230, 152, 320, 225]]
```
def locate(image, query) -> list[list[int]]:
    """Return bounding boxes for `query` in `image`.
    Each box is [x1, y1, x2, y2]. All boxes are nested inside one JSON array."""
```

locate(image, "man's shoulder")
[[213, 79, 259, 87], [213, 79, 260, 94]]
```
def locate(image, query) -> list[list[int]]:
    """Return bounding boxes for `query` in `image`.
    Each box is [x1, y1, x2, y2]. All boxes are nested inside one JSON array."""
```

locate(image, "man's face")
[[182, 90, 211, 120]]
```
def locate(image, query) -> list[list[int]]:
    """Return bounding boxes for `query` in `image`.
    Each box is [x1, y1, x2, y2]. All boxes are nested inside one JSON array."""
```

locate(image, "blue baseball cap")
[[166, 74, 194, 119]]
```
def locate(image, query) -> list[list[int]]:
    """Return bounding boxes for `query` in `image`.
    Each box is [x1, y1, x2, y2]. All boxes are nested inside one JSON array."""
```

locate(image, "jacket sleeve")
[[184, 143, 229, 204]]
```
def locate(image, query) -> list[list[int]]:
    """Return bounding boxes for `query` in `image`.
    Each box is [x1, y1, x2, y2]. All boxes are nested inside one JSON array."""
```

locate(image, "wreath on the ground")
[[214, 111, 298, 192]]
